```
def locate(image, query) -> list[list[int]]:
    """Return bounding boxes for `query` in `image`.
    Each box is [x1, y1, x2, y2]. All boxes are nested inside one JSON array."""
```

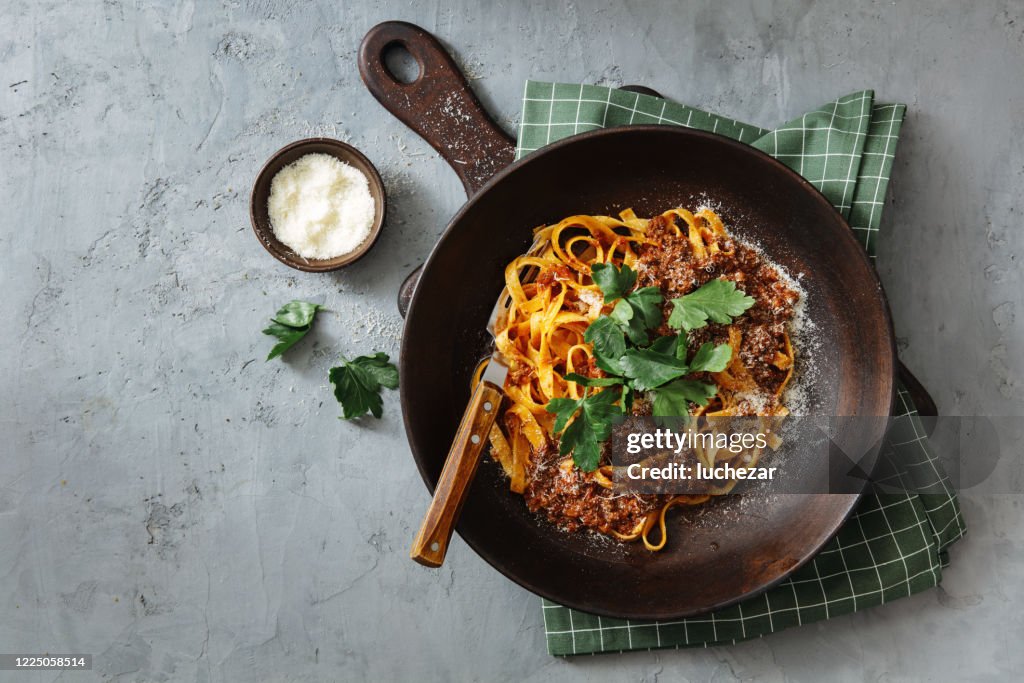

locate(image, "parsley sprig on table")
[[261, 300, 399, 419], [263, 300, 323, 360], [329, 352, 399, 419], [546, 264, 754, 471]]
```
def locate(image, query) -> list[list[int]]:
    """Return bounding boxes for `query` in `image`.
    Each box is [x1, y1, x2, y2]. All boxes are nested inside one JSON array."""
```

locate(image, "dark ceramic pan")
[[360, 21, 903, 619]]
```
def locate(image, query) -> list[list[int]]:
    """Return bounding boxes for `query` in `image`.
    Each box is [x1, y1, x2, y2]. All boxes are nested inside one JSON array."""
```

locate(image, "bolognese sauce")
[[487, 208, 801, 547]]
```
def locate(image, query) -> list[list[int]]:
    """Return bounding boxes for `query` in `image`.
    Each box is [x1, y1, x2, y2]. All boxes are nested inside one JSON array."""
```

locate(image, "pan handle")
[[409, 378, 504, 567], [620, 84, 665, 98], [897, 361, 938, 435], [359, 21, 516, 197]]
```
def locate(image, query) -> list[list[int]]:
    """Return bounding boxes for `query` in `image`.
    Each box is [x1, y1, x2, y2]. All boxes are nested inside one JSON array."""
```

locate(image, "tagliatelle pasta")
[[474, 208, 799, 551]]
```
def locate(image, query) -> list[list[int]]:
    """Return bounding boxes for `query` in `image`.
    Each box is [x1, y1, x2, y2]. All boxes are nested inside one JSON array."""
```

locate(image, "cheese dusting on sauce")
[[268, 153, 375, 260]]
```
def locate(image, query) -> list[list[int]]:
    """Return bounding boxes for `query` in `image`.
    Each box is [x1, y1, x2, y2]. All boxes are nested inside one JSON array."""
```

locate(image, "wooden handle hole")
[[381, 41, 421, 85]]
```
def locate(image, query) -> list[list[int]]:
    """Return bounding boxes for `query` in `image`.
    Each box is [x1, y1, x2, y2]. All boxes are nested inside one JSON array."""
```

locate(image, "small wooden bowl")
[[250, 138, 386, 272]]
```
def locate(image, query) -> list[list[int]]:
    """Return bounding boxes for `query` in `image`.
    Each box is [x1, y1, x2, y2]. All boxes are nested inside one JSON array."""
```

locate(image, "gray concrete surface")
[[2, 0, 1022, 681]]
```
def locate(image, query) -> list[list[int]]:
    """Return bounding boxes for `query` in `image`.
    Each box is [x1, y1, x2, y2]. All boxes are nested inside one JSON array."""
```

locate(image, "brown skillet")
[[360, 22, 908, 619]]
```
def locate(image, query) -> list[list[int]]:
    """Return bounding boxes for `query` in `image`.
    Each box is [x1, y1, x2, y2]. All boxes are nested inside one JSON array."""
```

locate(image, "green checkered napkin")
[[517, 82, 967, 656]]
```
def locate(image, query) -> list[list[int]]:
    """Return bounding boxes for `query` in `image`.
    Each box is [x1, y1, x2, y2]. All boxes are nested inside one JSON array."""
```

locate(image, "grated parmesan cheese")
[[577, 287, 605, 318], [268, 153, 375, 260]]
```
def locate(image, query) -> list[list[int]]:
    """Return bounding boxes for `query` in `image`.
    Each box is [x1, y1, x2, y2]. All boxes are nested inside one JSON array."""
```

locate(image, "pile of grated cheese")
[[268, 153, 375, 260]]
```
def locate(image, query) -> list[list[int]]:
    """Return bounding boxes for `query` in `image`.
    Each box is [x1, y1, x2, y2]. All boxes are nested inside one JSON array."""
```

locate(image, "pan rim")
[[399, 124, 897, 619]]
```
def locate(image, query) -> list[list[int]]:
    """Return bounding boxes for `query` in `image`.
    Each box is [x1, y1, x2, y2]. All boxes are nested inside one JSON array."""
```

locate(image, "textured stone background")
[[2, 1, 1022, 681]]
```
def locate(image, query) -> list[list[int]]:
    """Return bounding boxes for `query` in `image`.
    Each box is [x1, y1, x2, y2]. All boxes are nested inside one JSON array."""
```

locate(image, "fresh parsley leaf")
[[610, 288, 665, 346], [263, 322, 310, 361], [589, 263, 665, 348], [619, 347, 690, 391], [687, 342, 733, 373], [583, 316, 627, 375], [591, 262, 637, 302], [547, 397, 582, 434], [271, 300, 322, 328], [263, 300, 323, 360], [564, 272, 745, 469], [649, 335, 681, 355], [545, 387, 622, 472], [559, 418, 600, 471], [563, 373, 624, 387], [621, 383, 634, 412], [610, 298, 648, 345], [357, 353, 400, 390], [328, 352, 399, 419], [667, 279, 754, 332], [608, 297, 634, 325], [624, 286, 663, 330], [651, 379, 719, 416], [578, 388, 626, 431]]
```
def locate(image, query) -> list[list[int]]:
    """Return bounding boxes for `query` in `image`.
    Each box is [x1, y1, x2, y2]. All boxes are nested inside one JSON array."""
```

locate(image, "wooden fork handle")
[[409, 380, 504, 567]]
